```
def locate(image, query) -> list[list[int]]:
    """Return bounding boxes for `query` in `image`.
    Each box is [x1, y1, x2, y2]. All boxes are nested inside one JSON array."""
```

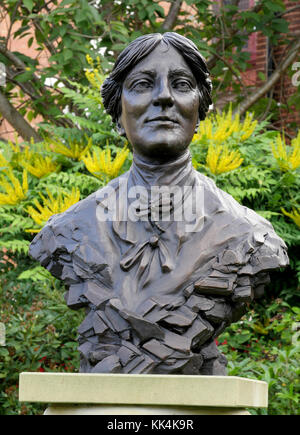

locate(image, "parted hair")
[[101, 32, 212, 124]]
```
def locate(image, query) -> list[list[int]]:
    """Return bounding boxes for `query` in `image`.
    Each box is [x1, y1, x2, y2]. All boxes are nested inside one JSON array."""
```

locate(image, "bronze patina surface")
[[30, 33, 288, 375]]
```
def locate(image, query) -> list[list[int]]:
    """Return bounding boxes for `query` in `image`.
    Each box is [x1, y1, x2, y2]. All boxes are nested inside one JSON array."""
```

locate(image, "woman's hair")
[[101, 32, 212, 123]]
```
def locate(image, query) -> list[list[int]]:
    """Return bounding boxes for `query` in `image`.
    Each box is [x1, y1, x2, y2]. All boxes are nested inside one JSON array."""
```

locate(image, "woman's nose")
[[152, 79, 174, 108]]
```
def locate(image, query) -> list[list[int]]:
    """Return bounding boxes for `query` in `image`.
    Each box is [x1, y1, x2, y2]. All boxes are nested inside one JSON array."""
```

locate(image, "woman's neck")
[[130, 149, 195, 188]]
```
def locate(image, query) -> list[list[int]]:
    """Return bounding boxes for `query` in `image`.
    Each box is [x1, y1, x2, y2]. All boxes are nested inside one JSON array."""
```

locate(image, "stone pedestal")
[[19, 373, 268, 415]]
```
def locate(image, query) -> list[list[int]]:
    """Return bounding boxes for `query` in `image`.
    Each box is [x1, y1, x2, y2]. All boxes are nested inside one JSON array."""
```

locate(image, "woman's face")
[[119, 42, 200, 163]]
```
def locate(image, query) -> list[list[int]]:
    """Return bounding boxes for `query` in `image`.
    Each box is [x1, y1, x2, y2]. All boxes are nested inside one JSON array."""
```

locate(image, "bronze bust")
[[29, 33, 288, 375]]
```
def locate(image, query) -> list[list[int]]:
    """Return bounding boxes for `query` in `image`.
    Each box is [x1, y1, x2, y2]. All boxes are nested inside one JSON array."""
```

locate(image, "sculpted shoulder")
[[194, 171, 288, 273], [28, 173, 129, 279], [32, 171, 130, 241], [197, 171, 277, 233]]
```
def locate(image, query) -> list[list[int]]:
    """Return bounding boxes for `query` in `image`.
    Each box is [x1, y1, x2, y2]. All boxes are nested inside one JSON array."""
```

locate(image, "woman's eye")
[[132, 80, 152, 90], [174, 80, 192, 90]]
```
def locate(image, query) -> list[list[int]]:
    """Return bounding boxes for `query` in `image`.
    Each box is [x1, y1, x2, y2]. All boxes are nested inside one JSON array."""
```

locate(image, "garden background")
[[0, 0, 299, 415]]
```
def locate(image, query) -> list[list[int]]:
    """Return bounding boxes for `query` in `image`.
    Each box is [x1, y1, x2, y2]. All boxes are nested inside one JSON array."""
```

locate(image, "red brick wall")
[[213, 0, 299, 134], [272, 0, 300, 131], [0, 11, 49, 142], [248, 0, 300, 132], [253, 33, 268, 83]]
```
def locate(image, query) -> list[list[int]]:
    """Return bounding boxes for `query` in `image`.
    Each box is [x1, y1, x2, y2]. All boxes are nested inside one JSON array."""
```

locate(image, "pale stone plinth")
[[44, 405, 251, 415], [19, 373, 268, 415]]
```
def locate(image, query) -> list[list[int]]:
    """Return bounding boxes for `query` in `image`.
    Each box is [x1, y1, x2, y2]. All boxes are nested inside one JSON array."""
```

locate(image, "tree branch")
[[0, 43, 49, 94], [207, 0, 265, 70], [0, 90, 42, 142], [4, 0, 22, 48], [234, 38, 300, 116], [31, 19, 78, 92], [0, 44, 26, 71], [32, 19, 57, 56], [205, 46, 248, 93], [161, 0, 183, 31], [4, 67, 73, 128], [0, 44, 74, 128], [0, 135, 9, 144], [279, 5, 300, 17]]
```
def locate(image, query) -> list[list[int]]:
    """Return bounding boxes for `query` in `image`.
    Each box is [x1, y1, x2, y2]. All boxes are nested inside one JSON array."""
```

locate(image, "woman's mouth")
[[146, 116, 179, 126]]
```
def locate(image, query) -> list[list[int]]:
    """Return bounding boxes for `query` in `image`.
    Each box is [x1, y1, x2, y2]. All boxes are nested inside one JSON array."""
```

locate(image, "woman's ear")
[[116, 119, 126, 137]]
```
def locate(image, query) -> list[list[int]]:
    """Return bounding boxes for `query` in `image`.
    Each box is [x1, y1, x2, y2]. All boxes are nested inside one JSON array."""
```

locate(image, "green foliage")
[[191, 117, 300, 249], [192, 113, 300, 414], [218, 297, 300, 415], [0, 84, 132, 414], [0, 109, 131, 253], [53, 80, 118, 139], [36, 171, 102, 197], [0, 257, 84, 415], [17, 266, 53, 282]]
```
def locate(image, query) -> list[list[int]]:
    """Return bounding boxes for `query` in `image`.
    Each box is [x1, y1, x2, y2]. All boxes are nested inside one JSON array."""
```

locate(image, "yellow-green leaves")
[[206, 143, 244, 175], [19, 154, 60, 179], [192, 107, 256, 176], [193, 107, 257, 144], [0, 153, 9, 169], [47, 136, 93, 161], [85, 54, 104, 94], [272, 131, 300, 172], [0, 170, 28, 206], [282, 207, 300, 228], [26, 188, 80, 231], [82, 146, 129, 181]]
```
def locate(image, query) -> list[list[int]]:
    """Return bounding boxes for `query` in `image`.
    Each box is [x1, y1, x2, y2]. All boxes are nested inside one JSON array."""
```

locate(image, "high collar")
[[130, 150, 195, 188]]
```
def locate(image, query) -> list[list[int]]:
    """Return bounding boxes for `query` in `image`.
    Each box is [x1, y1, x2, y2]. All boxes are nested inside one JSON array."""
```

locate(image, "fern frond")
[[37, 172, 102, 196], [18, 266, 52, 282], [0, 239, 30, 254], [270, 217, 300, 246], [62, 113, 113, 134], [0, 213, 33, 235]]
